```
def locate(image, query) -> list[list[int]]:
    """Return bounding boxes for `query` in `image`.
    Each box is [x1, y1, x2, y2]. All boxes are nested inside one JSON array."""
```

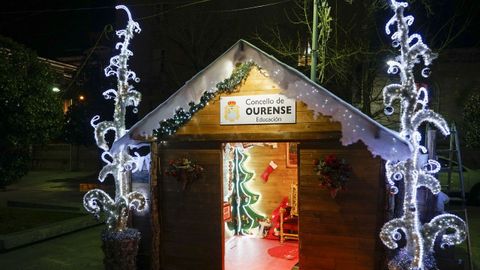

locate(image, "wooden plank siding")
[[172, 68, 342, 142], [158, 142, 223, 270], [298, 141, 385, 270]]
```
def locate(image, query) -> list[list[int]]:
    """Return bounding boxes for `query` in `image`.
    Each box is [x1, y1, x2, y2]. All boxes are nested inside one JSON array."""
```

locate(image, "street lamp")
[[52, 87, 60, 92]]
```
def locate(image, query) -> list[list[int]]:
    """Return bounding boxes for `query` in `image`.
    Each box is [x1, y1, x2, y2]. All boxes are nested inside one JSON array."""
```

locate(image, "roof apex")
[[114, 39, 411, 161]]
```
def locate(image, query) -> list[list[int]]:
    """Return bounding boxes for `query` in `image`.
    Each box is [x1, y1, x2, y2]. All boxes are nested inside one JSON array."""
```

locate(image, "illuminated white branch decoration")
[[380, 1, 466, 269], [83, 5, 146, 232]]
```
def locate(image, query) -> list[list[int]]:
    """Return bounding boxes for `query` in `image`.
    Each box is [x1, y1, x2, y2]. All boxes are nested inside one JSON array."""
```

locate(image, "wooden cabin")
[[117, 40, 411, 270]]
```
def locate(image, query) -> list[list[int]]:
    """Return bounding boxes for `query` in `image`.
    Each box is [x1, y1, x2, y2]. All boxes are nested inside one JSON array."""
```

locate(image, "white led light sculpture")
[[380, 1, 466, 269], [83, 5, 146, 232]]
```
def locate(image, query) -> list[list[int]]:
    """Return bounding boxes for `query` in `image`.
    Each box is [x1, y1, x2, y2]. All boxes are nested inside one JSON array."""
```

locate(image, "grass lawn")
[[0, 207, 84, 234], [456, 206, 480, 269], [468, 206, 480, 270]]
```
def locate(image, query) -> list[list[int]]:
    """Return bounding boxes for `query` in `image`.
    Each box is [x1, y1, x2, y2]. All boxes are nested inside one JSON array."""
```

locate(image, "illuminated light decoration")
[[380, 1, 466, 269], [226, 146, 265, 235], [223, 143, 235, 202], [83, 5, 146, 232]]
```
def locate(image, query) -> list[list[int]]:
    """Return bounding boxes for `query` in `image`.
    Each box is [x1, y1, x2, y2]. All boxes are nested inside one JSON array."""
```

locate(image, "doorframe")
[[222, 140, 304, 270]]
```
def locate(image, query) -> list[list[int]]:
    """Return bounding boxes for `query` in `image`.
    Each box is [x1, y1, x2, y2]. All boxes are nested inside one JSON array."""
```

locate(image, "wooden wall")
[[298, 141, 385, 270], [173, 68, 342, 141], [158, 142, 223, 270], [241, 143, 297, 217]]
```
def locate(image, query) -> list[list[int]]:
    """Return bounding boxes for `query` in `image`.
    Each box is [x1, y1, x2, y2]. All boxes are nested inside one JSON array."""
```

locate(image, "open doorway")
[[222, 142, 299, 270]]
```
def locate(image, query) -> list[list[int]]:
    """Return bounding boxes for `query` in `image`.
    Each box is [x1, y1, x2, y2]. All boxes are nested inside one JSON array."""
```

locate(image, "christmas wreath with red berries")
[[313, 154, 351, 198], [164, 158, 204, 190]]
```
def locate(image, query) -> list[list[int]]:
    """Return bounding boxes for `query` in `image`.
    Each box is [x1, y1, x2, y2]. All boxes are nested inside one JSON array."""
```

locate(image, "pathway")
[[0, 225, 103, 270]]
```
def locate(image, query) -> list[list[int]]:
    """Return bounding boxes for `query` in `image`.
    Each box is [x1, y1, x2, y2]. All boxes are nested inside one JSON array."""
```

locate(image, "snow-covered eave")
[[113, 39, 412, 161]]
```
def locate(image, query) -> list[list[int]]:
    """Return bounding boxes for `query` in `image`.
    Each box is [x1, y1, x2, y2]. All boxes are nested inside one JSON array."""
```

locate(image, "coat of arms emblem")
[[224, 100, 240, 122]]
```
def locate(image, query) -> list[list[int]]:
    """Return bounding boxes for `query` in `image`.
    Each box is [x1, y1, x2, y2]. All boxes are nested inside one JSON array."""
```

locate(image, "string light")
[[380, 1, 466, 269], [83, 5, 146, 232]]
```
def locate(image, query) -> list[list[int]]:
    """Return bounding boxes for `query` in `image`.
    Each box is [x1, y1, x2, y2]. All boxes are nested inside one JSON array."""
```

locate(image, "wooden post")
[[149, 141, 161, 269], [310, 0, 319, 82]]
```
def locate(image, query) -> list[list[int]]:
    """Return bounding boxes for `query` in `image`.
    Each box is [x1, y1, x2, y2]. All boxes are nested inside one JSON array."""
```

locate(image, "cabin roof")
[[114, 39, 411, 161]]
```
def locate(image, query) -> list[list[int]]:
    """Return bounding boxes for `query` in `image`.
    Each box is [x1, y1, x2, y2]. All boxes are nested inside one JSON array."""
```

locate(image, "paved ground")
[[0, 170, 99, 209], [0, 170, 106, 269], [0, 225, 104, 270]]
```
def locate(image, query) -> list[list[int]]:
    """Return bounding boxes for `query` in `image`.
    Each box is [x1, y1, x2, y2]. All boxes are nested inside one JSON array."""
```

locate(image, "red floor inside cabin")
[[225, 236, 299, 270]]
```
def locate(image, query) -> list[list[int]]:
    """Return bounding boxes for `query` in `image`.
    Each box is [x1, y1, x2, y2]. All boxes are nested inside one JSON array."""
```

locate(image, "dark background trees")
[[255, 0, 478, 122], [463, 93, 480, 149], [0, 36, 63, 187], [62, 102, 94, 146]]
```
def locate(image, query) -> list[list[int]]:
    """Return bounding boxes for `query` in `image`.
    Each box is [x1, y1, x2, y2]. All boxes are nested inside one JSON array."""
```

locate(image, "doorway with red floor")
[[223, 142, 299, 270]]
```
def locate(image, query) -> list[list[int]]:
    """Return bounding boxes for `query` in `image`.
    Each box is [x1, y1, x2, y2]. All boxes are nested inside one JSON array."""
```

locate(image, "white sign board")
[[220, 94, 296, 125]]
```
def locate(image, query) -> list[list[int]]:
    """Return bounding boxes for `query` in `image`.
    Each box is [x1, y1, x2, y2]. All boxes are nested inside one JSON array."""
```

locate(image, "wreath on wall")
[[164, 158, 204, 190], [313, 155, 351, 198]]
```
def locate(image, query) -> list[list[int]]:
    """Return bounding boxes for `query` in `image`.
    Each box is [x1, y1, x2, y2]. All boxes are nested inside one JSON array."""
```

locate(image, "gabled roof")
[[114, 40, 411, 161]]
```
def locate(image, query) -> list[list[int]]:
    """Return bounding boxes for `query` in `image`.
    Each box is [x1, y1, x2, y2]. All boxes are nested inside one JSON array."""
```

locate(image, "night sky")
[[1, 0, 478, 60], [0, 0, 115, 58]]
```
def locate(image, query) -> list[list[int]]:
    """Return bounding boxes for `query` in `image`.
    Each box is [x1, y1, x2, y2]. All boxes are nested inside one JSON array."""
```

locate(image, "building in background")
[[39, 56, 78, 113]]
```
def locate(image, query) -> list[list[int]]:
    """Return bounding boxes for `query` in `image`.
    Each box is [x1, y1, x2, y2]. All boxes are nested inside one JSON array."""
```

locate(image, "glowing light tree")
[[226, 146, 265, 235], [82, 6, 146, 268], [380, 1, 466, 269]]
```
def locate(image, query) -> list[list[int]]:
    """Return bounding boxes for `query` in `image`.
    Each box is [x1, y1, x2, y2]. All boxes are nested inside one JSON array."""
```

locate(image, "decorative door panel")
[[158, 142, 223, 270], [298, 141, 385, 270]]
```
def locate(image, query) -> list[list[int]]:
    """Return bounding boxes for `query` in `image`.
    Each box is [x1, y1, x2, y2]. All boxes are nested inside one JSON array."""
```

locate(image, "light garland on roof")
[[83, 5, 146, 232], [380, 1, 466, 269], [153, 61, 256, 139]]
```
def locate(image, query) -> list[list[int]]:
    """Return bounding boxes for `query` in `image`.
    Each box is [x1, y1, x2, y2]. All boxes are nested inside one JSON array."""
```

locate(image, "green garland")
[[153, 61, 256, 139]]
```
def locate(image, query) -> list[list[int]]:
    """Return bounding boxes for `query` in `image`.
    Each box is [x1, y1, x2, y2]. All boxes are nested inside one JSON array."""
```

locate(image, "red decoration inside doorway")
[[261, 160, 278, 182], [264, 197, 289, 240], [267, 245, 299, 260]]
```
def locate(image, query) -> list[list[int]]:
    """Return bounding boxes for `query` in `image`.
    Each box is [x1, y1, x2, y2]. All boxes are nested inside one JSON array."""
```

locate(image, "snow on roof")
[[113, 40, 411, 161]]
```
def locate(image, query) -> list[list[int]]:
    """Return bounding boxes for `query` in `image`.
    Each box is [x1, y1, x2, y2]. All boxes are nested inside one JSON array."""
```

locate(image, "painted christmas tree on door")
[[226, 145, 265, 235]]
